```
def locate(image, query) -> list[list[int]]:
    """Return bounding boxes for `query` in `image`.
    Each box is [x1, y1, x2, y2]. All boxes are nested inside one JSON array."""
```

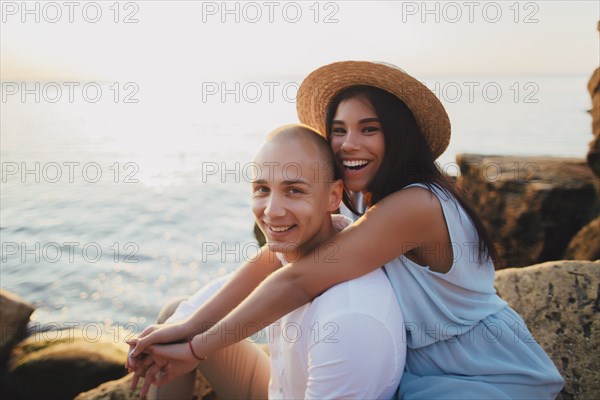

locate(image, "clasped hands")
[[125, 323, 205, 397]]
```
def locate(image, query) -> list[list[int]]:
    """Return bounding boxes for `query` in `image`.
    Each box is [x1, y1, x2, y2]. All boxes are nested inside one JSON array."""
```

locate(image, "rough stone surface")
[[588, 67, 600, 138], [4, 329, 129, 399], [0, 289, 35, 363], [588, 67, 600, 181], [457, 154, 598, 268], [494, 260, 600, 400], [75, 371, 216, 400], [587, 21, 600, 186], [564, 217, 600, 261], [587, 134, 600, 183]]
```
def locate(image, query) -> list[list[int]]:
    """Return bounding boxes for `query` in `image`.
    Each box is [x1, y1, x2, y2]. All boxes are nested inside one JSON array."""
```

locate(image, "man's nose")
[[265, 192, 286, 218]]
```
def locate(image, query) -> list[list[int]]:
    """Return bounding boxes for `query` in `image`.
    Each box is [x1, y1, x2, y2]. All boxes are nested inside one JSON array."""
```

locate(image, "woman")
[[130, 61, 564, 399]]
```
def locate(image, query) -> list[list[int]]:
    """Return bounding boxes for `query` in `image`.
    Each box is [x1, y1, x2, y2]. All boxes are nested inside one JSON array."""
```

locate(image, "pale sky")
[[1, 1, 598, 82]]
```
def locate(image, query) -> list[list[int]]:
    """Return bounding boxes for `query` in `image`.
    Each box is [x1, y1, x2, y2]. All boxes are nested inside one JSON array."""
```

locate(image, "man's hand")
[[130, 341, 202, 398], [126, 322, 189, 370]]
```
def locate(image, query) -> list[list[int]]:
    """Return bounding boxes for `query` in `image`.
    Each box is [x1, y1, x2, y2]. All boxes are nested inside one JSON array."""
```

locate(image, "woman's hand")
[[125, 322, 189, 371], [132, 341, 202, 397]]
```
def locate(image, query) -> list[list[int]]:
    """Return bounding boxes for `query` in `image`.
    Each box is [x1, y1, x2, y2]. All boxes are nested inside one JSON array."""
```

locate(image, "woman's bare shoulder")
[[364, 186, 441, 220]]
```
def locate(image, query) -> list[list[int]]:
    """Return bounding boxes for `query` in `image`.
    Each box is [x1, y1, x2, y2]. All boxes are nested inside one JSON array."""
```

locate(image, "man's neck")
[[281, 217, 336, 262]]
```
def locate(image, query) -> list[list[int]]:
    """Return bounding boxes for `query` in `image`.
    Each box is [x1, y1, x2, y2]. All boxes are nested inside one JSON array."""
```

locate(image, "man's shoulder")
[[309, 268, 400, 323], [315, 266, 387, 295]]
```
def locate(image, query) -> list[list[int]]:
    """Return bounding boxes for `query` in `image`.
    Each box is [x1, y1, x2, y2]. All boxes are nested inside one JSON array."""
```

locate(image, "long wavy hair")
[[325, 85, 498, 264]]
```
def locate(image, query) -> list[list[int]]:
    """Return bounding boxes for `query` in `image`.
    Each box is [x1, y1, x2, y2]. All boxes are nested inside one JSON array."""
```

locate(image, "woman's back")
[[367, 183, 563, 398], [380, 183, 507, 349]]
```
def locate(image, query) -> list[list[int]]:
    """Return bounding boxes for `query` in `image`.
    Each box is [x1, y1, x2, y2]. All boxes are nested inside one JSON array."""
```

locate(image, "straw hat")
[[296, 61, 451, 159]]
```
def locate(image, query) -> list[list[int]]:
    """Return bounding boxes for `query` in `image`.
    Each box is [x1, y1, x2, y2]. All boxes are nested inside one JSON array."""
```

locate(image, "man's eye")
[[253, 186, 269, 194], [288, 188, 303, 194]]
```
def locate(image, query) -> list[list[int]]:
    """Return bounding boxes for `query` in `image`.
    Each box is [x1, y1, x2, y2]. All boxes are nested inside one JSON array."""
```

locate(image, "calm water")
[[0, 74, 593, 335]]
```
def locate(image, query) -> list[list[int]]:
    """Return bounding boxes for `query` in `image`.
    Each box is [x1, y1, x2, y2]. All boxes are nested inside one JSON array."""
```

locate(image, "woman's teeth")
[[270, 225, 293, 232], [343, 160, 369, 170]]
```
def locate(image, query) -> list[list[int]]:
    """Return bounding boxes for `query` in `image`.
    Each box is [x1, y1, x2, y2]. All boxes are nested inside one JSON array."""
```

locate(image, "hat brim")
[[296, 61, 451, 159]]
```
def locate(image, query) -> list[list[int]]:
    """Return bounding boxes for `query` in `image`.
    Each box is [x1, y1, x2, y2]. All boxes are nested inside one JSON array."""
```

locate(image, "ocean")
[[0, 74, 593, 337]]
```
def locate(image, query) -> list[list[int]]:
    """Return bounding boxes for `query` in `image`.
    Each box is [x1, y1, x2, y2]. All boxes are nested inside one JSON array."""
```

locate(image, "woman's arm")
[[181, 245, 282, 334], [130, 244, 282, 357], [190, 187, 440, 355]]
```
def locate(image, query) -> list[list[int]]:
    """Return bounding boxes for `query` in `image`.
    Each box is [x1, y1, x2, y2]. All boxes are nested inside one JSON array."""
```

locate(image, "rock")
[[5, 329, 129, 399], [74, 373, 142, 400], [564, 217, 600, 261], [494, 260, 600, 400], [456, 154, 598, 268], [587, 67, 600, 179], [587, 22, 600, 189], [75, 371, 217, 400], [587, 135, 600, 182], [589, 67, 600, 98], [0, 289, 35, 364]]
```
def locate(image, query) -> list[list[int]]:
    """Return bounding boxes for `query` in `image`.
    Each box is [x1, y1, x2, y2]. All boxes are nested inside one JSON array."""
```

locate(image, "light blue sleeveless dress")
[[342, 183, 564, 399]]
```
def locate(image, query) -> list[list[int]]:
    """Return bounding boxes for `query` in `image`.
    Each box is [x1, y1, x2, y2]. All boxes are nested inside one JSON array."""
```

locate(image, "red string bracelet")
[[188, 339, 207, 361]]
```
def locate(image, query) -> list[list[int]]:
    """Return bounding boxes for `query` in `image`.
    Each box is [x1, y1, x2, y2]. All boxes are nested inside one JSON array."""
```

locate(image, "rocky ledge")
[[1, 260, 598, 399], [456, 154, 598, 268], [494, 260, 599, 400]]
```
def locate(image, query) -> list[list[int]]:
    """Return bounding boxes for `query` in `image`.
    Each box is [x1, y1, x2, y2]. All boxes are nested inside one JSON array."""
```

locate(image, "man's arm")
[[130, 245, 281, 356], [181, 245, 282, 334]]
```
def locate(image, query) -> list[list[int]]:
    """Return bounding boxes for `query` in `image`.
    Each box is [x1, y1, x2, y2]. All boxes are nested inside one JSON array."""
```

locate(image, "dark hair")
[[325, 85, 498, 264]]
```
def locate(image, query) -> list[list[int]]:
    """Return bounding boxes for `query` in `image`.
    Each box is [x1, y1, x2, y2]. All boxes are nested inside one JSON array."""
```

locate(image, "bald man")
[[253, 125, 406, 399], [138, 125, 406, 399]]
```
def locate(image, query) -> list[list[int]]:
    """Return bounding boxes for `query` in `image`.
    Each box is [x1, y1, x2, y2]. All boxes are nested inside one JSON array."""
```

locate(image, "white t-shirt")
[[267, 216, 406, 399], [167, 215, 406, 399]]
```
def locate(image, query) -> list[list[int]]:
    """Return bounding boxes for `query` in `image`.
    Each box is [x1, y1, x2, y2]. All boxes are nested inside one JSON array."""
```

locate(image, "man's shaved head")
[[262, 124, 339, 183], [251, 124, 343, 259]]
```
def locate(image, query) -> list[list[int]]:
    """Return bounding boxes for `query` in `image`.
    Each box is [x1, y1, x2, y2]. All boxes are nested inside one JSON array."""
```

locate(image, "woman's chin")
[[266, 241, 300, 254], [344, 181, 367, 193]]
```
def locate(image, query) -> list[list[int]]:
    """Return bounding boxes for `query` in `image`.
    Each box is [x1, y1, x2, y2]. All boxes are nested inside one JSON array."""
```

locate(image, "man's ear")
[[327, 179, 344, 212]]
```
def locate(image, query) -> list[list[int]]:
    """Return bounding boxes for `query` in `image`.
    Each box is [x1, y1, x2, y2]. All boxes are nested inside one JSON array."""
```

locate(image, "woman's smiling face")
[[329, 96, 386, 193]]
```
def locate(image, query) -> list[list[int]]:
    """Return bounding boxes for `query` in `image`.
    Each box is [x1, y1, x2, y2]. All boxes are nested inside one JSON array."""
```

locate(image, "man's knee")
[[156, 296, 189, 324]]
